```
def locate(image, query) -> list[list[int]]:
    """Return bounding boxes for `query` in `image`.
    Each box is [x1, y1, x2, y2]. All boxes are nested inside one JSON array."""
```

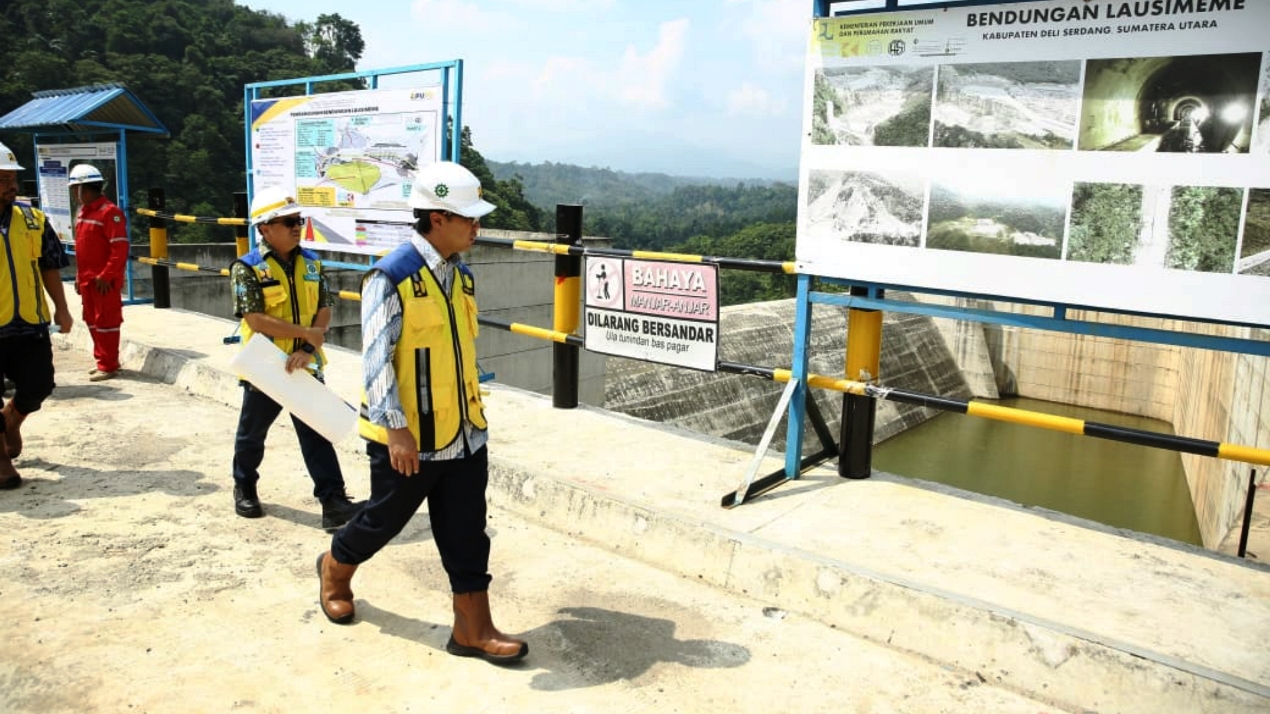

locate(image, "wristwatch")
[[301, 343, 315, 354]]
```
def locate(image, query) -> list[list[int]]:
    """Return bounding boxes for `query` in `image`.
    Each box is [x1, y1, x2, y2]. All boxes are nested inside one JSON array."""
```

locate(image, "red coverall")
[[75, 196, 129, 373]]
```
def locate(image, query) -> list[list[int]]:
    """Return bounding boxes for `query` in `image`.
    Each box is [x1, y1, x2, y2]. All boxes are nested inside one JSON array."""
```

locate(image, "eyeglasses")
[[267, 216, 306, 228], [442, 211, 478, 225]]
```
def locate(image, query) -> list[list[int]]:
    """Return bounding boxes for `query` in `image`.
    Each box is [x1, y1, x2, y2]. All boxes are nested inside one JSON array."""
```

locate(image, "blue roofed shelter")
[[0, 82, 169, 303]]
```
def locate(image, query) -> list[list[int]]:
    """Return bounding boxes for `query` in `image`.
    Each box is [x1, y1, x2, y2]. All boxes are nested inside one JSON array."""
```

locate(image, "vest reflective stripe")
[[235, 249, 326, 370], [358, 244, 486, 452], [0, 204, 50, 327]]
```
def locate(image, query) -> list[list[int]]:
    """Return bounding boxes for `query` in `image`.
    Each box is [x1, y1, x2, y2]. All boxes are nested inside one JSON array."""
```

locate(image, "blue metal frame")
[[242, 60, 465, 254]]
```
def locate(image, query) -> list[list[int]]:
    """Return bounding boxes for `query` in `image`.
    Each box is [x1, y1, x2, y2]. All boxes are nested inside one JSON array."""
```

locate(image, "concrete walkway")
[[12, 290, 1270, 713]]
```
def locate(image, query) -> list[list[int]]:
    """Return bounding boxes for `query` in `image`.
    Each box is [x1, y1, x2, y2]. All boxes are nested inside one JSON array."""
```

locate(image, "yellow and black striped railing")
[[474, 314, 1270, 469], [475, 236, 797, 274], [134, 256, 230, 276], [134, 207, 247, 226], [125, 254, 365, 304], [750, 366, 1270, 467]]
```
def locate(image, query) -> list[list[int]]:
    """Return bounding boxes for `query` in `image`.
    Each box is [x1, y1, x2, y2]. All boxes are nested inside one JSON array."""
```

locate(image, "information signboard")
[[34, 143, 119, 243], [249, 86, 443, 255], [584, 257, 721, 371], [799, 0, 1270, 326]]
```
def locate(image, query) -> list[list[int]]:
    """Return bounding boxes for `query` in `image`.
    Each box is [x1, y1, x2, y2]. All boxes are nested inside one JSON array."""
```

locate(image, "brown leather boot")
[[0, 432, 20, 490], [447, 591, 528, 664], [2, 402, 24, 459], [316, 551, 357, 624]]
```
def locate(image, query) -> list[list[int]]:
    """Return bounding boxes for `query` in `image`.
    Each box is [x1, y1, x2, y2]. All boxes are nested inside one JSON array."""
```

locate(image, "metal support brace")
[[731, 378, 800, 508]]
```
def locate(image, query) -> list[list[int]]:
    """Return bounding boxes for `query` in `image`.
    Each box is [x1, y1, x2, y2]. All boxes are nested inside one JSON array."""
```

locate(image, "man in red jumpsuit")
[[70, 164, 129, 380]]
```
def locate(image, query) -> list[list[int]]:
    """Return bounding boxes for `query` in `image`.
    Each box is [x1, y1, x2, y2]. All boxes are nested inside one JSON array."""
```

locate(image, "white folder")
[[227, 334, 358, 444]]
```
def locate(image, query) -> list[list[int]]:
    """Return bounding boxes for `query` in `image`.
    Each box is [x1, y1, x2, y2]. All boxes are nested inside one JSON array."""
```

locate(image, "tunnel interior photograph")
[[1079, 52, 1264, 153]]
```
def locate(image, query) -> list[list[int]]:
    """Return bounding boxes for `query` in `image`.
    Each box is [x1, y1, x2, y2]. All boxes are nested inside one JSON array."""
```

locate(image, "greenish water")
[[873, 397, 1203, 545]]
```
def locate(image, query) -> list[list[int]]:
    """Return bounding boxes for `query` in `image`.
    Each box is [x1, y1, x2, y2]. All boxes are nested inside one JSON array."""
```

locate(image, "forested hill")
[[1, 1, 798, 303], [487, 160, 790, 208], [488, 159, 798, 252], [486, 160, 799, 304]]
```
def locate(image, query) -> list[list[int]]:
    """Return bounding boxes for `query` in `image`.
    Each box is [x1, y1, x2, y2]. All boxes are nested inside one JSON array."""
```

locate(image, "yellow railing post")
[[148, 188, 170, 309], [552, 204, 583, 408], [841, 287, 883, 479]]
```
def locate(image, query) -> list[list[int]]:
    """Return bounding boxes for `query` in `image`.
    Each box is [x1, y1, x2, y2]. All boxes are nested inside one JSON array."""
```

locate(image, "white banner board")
[[584, 257, 721, 371], [249, 86, 443, 255], [799, 0, 1270, 327], [34, 143, 119, 243]]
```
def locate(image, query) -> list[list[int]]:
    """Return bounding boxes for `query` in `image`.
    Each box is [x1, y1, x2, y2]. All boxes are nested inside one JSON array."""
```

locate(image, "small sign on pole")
[[583, 257, 721, 372]]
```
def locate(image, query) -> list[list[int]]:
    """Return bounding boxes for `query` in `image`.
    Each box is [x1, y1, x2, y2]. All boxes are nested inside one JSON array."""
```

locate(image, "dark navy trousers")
[[231, 385, 347, 502], [331, 442, 492, 594]]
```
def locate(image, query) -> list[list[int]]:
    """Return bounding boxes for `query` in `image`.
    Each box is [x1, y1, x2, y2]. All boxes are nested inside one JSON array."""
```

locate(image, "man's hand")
[[54, 308, 73, 334], [387, 428, 419, 476], [305, 325, 327, 351], [92, 276, 111, 294], [284, 349, 311, 374]]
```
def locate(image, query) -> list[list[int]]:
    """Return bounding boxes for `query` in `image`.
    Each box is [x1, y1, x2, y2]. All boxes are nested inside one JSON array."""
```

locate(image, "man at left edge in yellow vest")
[[0, 141, 74, 489], [228, 186, 364, 531]]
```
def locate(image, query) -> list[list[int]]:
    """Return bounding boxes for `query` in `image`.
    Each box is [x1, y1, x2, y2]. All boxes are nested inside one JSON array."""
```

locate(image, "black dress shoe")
[[234, 484, 264, 518]]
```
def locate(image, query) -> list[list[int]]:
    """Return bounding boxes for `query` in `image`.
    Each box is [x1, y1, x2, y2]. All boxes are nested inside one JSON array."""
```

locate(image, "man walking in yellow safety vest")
[[0, 141, 73, 488], [317, 161, 528, 664]]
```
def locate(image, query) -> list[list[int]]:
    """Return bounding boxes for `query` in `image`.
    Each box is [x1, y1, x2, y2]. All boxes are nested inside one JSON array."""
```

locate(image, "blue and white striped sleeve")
[[362, 271, 407, 430]]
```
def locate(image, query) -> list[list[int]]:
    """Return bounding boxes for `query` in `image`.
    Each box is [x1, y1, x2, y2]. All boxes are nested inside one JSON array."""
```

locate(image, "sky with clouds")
[[240, 0, 814, 179]]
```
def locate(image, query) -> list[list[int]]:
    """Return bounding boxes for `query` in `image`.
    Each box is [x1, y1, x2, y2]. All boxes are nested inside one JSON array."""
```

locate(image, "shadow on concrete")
[[524, 606, 751, 690], [355, 602, 451, 651], [0, 459, 215, 518], [47, 383, 135, 402], [731, 470, 840, 506], [352, 604, 750, 688], [261, 503, 437, 545]]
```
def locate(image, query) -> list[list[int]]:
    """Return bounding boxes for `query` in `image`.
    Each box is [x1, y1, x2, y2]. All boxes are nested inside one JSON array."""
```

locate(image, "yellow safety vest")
[[235, 248, 326, 371], [358, 245, 486, 452], [0, 203, 51, 328]]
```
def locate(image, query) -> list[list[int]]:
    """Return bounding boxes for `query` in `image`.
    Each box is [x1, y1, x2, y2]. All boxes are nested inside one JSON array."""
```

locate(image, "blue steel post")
[[452, 61, 464, 162], [553, 205, 583, 409], [784, 274, 814, 479], [116, 130, 138, 304]]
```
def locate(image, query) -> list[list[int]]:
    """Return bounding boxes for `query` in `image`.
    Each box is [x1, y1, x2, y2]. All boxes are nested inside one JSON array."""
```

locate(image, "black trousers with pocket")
[[331, 442, 492, 594]]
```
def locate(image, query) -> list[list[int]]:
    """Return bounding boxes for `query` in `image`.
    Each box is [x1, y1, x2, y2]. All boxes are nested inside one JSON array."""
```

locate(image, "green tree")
[[0, 0, 366, 244], [296, 13, 364, 75], [458, 126, 543, 232]]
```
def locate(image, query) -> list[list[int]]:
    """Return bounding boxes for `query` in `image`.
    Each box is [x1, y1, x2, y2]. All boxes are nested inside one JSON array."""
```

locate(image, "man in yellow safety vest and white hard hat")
[[0, 141, 73, 489], [227, 186, 364, 530]]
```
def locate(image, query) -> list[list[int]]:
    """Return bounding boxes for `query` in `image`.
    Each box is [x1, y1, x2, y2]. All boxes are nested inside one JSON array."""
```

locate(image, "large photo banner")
[[249, 86, 443, 255], [799, 0, 1270, 327]]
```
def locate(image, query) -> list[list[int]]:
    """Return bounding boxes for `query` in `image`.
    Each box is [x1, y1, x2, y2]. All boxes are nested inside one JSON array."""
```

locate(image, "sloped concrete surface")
[[11, 289, 1268, 714]]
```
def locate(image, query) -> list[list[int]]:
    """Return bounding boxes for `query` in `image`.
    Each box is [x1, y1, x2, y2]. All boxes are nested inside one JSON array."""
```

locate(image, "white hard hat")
[[408, 161, 495, 218], [68, 163, 105, 187], [250, 186, 304, 226], [0, 142, 24, 171]]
